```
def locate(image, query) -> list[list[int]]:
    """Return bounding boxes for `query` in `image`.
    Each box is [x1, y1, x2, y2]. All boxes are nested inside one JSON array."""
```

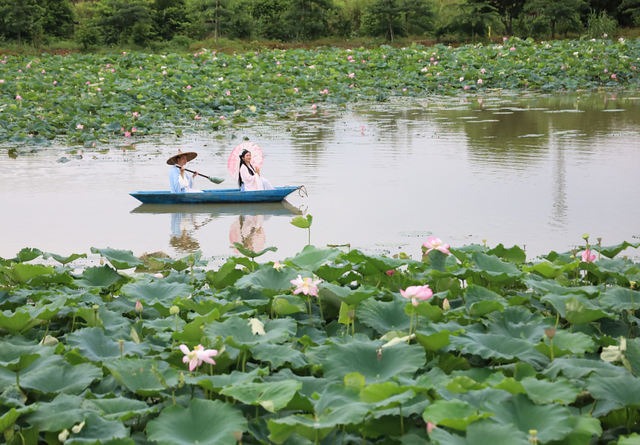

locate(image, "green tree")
[[482, 0, 527, 35], [40, 0, 76, 38], [619, 0, 640, 24], [399, 0, 435, 36], [524, 0, 586, 38], [152, 0, 190, 41], [252, 0, 290, 40], [364, 0, 404, 41], [447, 0, 502, 40], [283, 0, 336, 41], [188, 0, 233, 43], [0, 0, 45, 46], [93, 0, 153, 44]]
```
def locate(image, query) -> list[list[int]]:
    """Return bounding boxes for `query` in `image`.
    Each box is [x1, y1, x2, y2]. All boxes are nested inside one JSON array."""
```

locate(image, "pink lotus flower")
[[276, 61, 280, 65], [124, 131, 131, 138], [400, 285, 433, 307], [386, 269, 395, 277], [53, 81, 57, 85], [135, 300, 143, 314], [323, 89, 329, 94], [86, 81, 90, 85], [186, 85, 192, 90], [477, 79, 483, 84], [226, 90, 231, 96], [0, 79, 4, 84], [480, 68, 486, 74], [611, 74, 617, 79], [273, 261, 284, 271], [132, 111, 139, 117], [97, 88, 101, 92], [348, 73, 355, 78], [180, 344, 218, 371], [503, 37, 508, 41], [15, 95, 22, 101], [311, 104, 317, 109], [510, 47, 516, 51], [464, 86, 469, 90], [153, 273, 163, 278], [162, 70, 167, 75], [427, 422, 436, 434], [402, 88, 407, 91], [604, 69, 608, 73], [361, 126, 365, 131], [194, 115, 200, 120], [77, 124, 83, 130], [423, 237, 451, 255], [291, 275, 323, 296], [220, 116, 226, 120], [430, 57, 435, 61], [581, 249, 596, 263], [294, 87, 299, 93]]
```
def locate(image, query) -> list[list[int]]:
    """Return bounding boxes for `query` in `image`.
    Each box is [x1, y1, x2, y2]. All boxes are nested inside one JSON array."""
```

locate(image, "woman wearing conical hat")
[[167, 150, 202, 193]]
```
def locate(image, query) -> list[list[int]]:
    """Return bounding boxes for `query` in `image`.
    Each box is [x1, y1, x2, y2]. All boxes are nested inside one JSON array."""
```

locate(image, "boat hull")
[[130, 186, 300, 204]]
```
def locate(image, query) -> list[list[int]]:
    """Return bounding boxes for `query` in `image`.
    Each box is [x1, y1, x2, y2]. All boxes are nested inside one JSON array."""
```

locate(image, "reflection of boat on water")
[[130, 200, 303, 217], [130, 186, 301, 204]]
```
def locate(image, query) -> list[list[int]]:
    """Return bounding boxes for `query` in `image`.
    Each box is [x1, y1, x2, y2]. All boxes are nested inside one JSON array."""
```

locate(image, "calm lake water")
[[2, 91, 639, 265]]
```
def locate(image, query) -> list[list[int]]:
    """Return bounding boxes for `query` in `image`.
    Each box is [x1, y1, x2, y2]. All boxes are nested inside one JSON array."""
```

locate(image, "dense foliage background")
[[0, 0, 637, 50]]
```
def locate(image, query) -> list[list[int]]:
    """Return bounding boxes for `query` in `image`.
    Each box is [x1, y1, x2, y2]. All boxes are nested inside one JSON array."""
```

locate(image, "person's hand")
[[254, 165, 261, 175], [193, 171, 198, 178]]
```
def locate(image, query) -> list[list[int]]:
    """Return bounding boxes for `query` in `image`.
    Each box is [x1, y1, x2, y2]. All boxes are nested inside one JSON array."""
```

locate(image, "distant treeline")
[[0, 0, 637, 48]]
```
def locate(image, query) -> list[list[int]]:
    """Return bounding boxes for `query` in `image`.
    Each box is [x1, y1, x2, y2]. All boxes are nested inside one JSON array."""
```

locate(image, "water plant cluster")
[[0, 37, 638, 146], [1, 236, 640, 445]]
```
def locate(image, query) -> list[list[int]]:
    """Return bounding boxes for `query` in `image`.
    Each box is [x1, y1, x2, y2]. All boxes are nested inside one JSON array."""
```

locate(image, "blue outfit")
[[170, 166, 193, 193]]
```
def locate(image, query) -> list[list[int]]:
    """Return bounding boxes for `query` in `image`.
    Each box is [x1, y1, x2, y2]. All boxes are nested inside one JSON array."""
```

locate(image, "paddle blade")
[[208, 176, 225, 184]]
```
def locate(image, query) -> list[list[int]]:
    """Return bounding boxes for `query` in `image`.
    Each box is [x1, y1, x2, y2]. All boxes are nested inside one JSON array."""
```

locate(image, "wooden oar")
[[179, 167, 225, 184]]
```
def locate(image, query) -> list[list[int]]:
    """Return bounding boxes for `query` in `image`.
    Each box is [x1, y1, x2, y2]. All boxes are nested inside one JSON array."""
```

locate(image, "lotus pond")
[[1, 239, 640, 445]]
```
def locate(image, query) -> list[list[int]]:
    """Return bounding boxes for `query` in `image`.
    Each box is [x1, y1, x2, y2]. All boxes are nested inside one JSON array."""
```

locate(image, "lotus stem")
[[16, 370, 19, 389], [317, 294, 324, 323], [172, 390, 176, 405], [341, 425, 346, 445], [627, 407, 632, 434], [256, 405, 259, 421], [407, 308, 415, 343], [399, 405, 404, 435], [308, 228, 311, 246], [589, 400, 598, 416], [242, 350, 247, 373], [549, 338, 554, 362], [308, 297, 313, 326]]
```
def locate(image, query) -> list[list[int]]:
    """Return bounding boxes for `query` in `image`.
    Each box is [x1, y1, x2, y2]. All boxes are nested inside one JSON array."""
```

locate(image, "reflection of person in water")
[[230, 214, 270, 252], [169, 213, 201, 252]]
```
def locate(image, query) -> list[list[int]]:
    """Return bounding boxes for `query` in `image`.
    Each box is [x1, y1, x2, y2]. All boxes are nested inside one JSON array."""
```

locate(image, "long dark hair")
[[238, 149, 255, 188]]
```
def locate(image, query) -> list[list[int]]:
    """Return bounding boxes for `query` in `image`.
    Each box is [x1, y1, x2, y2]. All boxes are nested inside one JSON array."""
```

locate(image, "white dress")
[[240, 164, 274, 191]]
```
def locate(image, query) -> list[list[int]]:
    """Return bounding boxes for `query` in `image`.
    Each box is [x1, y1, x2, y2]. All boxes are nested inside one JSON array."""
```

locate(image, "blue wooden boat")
[[130, 186, 301, 205]]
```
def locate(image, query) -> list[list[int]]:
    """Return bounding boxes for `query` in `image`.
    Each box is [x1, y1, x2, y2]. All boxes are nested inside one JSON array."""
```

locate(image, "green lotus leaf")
[[66, 411, 130, 445], [360, 382, 415, 408], [318, 282, 378, 306], [90, 247, 144, 270], [595, 241, 640, 259], [323, 340, 426, 384], [471, 252, 523, 283], [536, 330, 595, 358], [288, 245, 341, 271], [105, 359, 179, 396], [586, 372, 640, 409], [488, 244, 527, 264], [82, 397, 157, 421], [204, 315, 297, 350], [521, 377, 581, 405], [121, 280, 193, 311], [435, 421, 528, 445], [543, 357, 627, 379], [314, 263, 353, 282], [235, 266, 301, 297], [524, 261, 578, 280], [273, 295, 306, 315], [205, 260, 245, 290], [147, 399, 246, 445], [358, 298, 411, 333], [67, 327, 149, 363], [422, 399, 491, 431], [232, 243, 278, 259], [220, 380, 302, 413], [19, 356, 102, 395], [625, 338, 640, 377], [545, 415, 602, 445], [0, 263, 54, 284], [486, 394, 574, 442], [450, 333, 548, 367], [75, 265, 124, 289], [290, 215, 312, 229], [415, 329, 452, 352], [618, 434, 640, 445], [487, 307, 551, 343], [410, 302, 444, 322], [0, 309, 42, 335], [186, 367, 265, 392], [564, 296, 612, 325], [23, 394, 91, 432], [14, 248, 44, 263], [465, 285, 507, 316], [43, 252, 88, 265], [0, 342, 53, 372], [251, 343, 308, 369], [599, 286, 640, 311]]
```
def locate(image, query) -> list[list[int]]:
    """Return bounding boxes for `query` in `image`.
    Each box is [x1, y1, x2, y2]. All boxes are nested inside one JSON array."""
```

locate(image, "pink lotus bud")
[[135, 300, 143, 314]]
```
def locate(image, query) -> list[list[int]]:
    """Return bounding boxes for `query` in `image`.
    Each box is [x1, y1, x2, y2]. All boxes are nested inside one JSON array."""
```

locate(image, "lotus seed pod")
[[582, 233, 589, 240], [597, 237, 602, 243], [170, 306, 180, 315], [92, 305, 99, 311], [544, 329, 556, 339]]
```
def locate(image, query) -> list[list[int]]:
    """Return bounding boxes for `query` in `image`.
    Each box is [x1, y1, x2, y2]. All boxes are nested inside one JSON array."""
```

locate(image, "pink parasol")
[[227, 142, 263, 181]]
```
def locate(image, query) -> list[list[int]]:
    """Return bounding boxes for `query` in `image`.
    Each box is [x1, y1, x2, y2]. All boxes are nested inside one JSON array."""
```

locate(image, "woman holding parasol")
[[228, 142, 274, 191]]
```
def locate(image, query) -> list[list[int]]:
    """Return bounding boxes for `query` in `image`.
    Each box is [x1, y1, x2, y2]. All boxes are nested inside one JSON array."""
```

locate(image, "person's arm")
[[170, 167, 182, 193]]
